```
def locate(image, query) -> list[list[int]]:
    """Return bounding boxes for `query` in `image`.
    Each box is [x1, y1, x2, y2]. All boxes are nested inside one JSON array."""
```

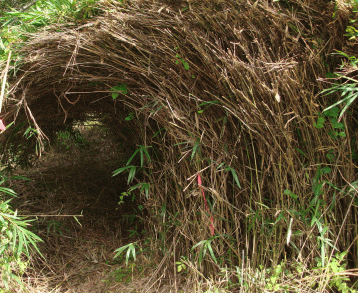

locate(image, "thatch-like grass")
[[1, 0, 357, 291]]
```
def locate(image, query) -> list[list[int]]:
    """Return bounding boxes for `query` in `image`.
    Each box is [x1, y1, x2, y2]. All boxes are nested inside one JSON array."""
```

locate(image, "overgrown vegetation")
[[0, 174, 42, 290], [1, 0, 358, 292]]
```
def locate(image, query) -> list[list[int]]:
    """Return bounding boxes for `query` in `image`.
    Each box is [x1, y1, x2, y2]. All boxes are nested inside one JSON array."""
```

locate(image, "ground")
[[7, 124, 171, 293]]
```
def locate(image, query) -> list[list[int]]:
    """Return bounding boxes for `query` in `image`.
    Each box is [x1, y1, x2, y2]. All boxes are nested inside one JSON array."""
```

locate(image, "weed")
[[46, 219, 69, 237], [0, 185, 42, 289], [176, 257, 188, 273], [315, 251, 356, 293], [55, 128, 90, 151], [109, 263, 135, 284], [111, 83, 128, 99], [114, 242, 138, 266], [174, 47, 189, 71], [192, 237, 218, 265], [112, 144, 152, 184]]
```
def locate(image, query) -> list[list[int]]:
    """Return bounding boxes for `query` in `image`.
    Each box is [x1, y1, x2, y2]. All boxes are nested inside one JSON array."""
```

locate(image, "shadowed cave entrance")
[[10, 122, 150, 291]]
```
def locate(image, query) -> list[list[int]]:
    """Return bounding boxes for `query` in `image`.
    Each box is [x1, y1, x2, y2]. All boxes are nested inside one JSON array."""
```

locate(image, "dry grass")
[[4, 125, 181, 293], [1, 0, 357, 291]]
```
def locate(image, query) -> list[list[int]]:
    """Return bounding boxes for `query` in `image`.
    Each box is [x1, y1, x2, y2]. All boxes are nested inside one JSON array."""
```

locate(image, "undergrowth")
[[0, 174, 42, 291]]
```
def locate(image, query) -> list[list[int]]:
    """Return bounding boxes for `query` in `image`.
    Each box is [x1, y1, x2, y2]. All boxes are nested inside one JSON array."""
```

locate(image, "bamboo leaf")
[[126, 148, 140, 166], [128, 166, 137, 184], [207, 241, 217, 263]]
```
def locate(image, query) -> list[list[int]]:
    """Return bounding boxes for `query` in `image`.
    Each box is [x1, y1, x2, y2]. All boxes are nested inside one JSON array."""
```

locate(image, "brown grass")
[[1, 0, 357, 291]]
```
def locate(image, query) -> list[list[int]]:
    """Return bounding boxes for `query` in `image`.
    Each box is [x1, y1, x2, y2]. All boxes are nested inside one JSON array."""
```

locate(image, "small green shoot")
[[191, 140, 201, 160], [114, 242, 137, 266], [111, 83, 128, 99], [192, 238, 217, 264], [125, 112, 134, 121], [314, 106, 346, 140], [125, 145, 151, 167], [129, 182, 150, 199], [175, 53, 189, 70], [174, 47, 189, 70], [176, 258, 187, 273], [217, 163, 241, 189], [112, 165, 137, 184]]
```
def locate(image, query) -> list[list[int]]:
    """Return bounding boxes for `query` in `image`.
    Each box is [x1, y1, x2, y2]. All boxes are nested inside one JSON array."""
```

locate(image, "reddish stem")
[[198, 174, 214, 236]]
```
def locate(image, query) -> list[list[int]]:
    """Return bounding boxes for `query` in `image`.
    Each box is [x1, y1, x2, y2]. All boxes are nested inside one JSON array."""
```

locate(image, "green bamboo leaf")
[[114, 245, 128, 259], [114, 242, 137, 266], [0, 187, 17, 197], [225, 167, 241, 189], [126, 245, 132, 266], [192, 240, 206, 250], [202, 243, 207, 260], [129, 183, 150, 198], [141, 183, 150, 199], [130, 244, 136, 262], [141, 145, 152, 163], [152, 128, 166, 138], [216, 162, 226, 170], [0, 244, 6, 256], [112, 166, 131, 177], [12, 225, 17, 251], [17, 231, 24, 257], [207, 242, 217, 263], [0, 214, 4, 225], [139, 147, 144, 167], [191, 141, 200, 160], [339, 95, 358, 120], [128, 166, 137, 184], [126, 148, 140, 166]]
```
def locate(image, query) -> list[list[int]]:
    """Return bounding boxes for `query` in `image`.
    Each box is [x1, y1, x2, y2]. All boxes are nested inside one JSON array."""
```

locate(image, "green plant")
[[1, 0, 99, 28], [216, 163, 242, 189], [192, 237, 218, 265], [117, 190, 132, 206], [174, 47, 189, 71], [129, 182, 150, 199], [127, 145, 152, 168], [321, 0, 358, 121], [0, 187, 42, 289], [315, 251, 356, 293], [321, 81, 358, 122], [55, 128, 90, 151], [197, 100, 222, 114], [106, 261, 140, 285], [314, 106, 346, 138], [112, 144, 152, 184], [176, 257, 187, 273], [285, 166, 338, 266], [236, 262, 291, 292], [114, 242, 138, 266], [111, 82, 128, 99], [46, 219, 69, 237]]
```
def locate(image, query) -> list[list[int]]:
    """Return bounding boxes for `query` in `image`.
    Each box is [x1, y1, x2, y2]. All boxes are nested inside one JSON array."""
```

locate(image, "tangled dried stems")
[[1, 0, 357, 291]]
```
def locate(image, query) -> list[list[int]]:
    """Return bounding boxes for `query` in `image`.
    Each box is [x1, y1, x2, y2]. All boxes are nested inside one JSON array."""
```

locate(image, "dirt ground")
[[6, 126, 178, 293]]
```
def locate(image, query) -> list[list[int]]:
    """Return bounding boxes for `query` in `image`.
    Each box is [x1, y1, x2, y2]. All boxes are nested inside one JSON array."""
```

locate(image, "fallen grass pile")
[[1, 0, 358, 291]]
